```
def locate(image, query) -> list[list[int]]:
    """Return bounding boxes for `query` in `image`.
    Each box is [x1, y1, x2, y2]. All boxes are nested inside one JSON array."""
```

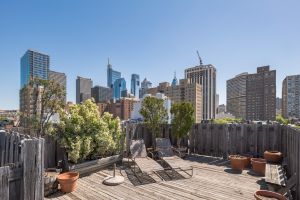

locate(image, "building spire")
[[107, 57, 112, 68]]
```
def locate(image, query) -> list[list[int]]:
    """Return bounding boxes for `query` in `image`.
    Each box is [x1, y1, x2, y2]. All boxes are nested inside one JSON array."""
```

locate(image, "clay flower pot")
[[241, 154, 253, 168], [57, 172, 79, 193], [229, 155, 247, 171], [254, 190, 287, 200], [251, 158, 266, 176], [264, 151, 283, 163]]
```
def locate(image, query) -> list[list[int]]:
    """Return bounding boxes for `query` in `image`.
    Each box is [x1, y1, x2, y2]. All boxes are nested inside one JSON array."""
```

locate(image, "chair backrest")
[[155, 138, 174, 157], [130, 139, 147, 158]]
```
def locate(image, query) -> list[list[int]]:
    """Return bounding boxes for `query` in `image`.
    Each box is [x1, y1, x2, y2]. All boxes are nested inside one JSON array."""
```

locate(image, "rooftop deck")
[[45, 155, 263, 200]]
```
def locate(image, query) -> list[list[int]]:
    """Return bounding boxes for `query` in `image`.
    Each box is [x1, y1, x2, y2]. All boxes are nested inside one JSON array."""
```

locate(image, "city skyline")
[[1, 1, 300, 109]]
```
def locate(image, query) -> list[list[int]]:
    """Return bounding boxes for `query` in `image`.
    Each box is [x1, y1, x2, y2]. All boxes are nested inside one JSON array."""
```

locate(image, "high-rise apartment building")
[[131, 74, 140, 98], [49, 70, 67, 103], [107, 59, 121, 89], [282, 75, 300, 119], [246, 66, 276, 120], [114, 78, 127, 100], [20, 49, 50, 88], [91, 86, 112, 103], [76, 76, 93, 103], [147, 79, 202, 123], [226, 73, 248, 119], [276, 97, 282, 115], [185, 64, 216, 119], [139, 78, 152, 98]]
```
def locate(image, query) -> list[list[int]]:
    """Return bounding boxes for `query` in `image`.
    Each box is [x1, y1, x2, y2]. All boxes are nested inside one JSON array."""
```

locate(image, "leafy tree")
[[140, 96, 167, 147], [21, 78, 66, 136], [57, 99, 122, 163], [276, 114, 290, 125], [171, 102, 195, 147]]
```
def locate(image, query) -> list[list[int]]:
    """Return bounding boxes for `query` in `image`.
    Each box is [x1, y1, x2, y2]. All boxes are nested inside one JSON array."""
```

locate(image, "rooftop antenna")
[[197, 50, 203, 65]]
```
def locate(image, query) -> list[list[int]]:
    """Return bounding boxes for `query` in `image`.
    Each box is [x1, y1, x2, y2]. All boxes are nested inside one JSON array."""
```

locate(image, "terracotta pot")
[[241, 154, 253, 168], [254, 190, 287, 200], [264, 151, 283, 163], [57, 172, 79, 193], [229, 155, 247, 171], [251, 158, 266, 176]]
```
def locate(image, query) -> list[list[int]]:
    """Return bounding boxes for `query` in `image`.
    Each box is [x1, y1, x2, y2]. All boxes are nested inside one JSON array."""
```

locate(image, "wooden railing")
[[0, 131, 44, 200], [127, 123, 300, 199]]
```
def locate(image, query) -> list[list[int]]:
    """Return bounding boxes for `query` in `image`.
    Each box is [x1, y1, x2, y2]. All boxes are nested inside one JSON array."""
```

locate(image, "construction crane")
[[197, 50, 203, 65]]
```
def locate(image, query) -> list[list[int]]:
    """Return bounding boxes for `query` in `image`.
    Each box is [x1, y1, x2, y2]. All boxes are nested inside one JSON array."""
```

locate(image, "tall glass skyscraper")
[[114, 78, 127, 100], [107, 59, 121, 89], [131, 74, 140, 98], [20, 49, 50, 88]]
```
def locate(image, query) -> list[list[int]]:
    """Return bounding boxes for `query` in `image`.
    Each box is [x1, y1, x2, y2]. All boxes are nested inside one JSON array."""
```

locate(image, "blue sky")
[[0, 0, 299, 109]]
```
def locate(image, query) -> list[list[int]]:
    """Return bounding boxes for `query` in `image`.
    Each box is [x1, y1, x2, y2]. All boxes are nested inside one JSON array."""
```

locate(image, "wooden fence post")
[[0, 166, 9, 200]]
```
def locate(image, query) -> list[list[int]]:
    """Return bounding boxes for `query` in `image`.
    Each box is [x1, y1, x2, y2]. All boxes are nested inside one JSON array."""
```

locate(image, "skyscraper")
[[139, 78, 152, 98], [246, 66, 276, 120], [91, 86, 113, 103], [20, 49, 50, 88], [130, 74, 140, 98], [282, 75, 300, 119], [171, 72, 178, 86], [185, 64, 216, 119], [107, 59, 121, 89], [76, 76, 93, 103], [227, 73, 248, 119], [113, 78, 127, 100], [49, 70, 67, 103]]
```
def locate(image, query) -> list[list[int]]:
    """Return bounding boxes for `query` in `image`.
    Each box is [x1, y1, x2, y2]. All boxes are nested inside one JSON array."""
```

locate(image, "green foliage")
[[57, 99, 122, 163], [212, 118, 243, 124], [170, 102, 195, 147], [140, 96, 167, 138], [276, 114, 290, 125]]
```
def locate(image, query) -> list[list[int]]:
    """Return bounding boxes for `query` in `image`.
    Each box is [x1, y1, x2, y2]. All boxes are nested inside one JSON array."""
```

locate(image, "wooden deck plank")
[[45, 155, 261, 200]]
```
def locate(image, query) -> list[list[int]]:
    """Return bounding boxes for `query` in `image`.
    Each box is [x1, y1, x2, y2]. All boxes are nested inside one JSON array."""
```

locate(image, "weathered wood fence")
[[0, 131, 44, 200], [127, 123, 300, 199]]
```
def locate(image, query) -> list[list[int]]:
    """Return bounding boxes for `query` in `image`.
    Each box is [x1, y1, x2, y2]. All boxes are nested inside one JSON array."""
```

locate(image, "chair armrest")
[[173, 149, 182, 157], [147, 151, 154, 159], [156, 150, 165, 158]]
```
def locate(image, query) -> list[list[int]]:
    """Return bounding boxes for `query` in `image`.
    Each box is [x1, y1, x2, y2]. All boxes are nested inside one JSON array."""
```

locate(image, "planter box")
[[69, 155, 122, 176]]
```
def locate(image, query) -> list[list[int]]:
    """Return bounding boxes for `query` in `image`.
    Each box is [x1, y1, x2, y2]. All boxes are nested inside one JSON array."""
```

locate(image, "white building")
[[131, 93, 172, 124]]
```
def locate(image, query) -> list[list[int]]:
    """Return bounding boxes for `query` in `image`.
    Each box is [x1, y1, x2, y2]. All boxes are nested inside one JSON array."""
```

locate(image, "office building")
[[185, 64, 216, 119], [113, 78, 127, 100], [276, 97, 282, 115], [131, 74, 140, 98], [20, 49, 50, 88], [246, 66, 276, 120], [139, 78, 152, 98], [171, 72, 178, 86], [147, 79, 202, 123], [107, 59, 121, 89], [76, 76, 93, 104], [91, 86, 113, 103], [49, 70, 67, 103], [217, 104, 226, 114], [282, 75, 300, 119], [226, 73, 248, 119]]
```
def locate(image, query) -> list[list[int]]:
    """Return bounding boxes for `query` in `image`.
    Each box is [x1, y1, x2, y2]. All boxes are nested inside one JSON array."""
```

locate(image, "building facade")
[[276, 97, 282, 115], [185, 64, 216, 119], [139, 78, 152, 98], [226, 73, 248, 119], [107, 60, 121, 89], [49, 70, 67, 103], [113, 78, 127, 100], [76, 76, 93, 103], [282, 75, 300, 119], [20, 49, 50, 88], [91, 86, 112, 103], [130, 74, 140, 98], [246, 66, 276, 120], [146, 79, 202, 123]]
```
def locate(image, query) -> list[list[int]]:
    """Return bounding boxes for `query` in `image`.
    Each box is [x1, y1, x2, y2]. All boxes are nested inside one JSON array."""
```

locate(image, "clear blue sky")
[[0, 0, 299, 109]]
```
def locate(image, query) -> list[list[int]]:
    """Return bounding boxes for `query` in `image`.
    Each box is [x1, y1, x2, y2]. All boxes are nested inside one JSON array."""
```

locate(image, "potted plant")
[[264, 151, 283, 163], [254, 190, 287, 200], [229, 155, 247, 171], [57, 172, 79, 193], [251, 158, 266, 175], [170, 102, 195, 148]]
